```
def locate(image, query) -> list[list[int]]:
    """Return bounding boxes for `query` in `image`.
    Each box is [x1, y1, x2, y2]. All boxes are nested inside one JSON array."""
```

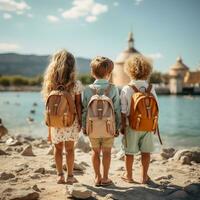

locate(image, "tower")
[[112, 32, 140, 86]]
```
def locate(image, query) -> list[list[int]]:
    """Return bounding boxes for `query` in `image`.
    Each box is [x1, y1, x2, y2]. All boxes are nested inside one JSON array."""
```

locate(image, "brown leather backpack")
[[128, 84, 162, 144], [45, 85, 76, 141]]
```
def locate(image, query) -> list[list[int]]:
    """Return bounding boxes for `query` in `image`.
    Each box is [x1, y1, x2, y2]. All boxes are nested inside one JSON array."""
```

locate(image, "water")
[[0, 92, 200, 148]]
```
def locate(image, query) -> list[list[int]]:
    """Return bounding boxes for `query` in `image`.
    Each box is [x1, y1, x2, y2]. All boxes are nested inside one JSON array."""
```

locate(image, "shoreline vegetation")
[[0, 133, 200, 200], [0, 72, 169, 93]]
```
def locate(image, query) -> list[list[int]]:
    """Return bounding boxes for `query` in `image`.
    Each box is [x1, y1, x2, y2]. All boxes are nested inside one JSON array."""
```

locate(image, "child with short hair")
[[120, 54, 158, 184], [82, 56, 121, 186]]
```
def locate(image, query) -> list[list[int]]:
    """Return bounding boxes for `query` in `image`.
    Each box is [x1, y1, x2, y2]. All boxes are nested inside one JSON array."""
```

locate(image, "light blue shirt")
[[82, 79, 121, 130]]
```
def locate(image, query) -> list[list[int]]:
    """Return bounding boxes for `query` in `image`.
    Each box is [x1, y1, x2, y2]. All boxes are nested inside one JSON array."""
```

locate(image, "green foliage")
[[78, 74, 94, 85], [0, 75, 43, 86], [0, 77, 10, 86], [150, 71, 162, 84]]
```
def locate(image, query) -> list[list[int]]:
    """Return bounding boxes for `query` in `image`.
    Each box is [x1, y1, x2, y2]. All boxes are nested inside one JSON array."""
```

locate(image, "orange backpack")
[[128, 84, 162, 144], [45, 85, 76, 141]]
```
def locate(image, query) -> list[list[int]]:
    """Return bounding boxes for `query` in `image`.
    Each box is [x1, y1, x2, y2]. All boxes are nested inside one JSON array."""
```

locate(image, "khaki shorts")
[[89, 137, 114, 148]]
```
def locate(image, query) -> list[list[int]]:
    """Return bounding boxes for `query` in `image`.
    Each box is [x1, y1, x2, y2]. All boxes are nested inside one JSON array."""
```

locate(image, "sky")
[[0, 0, 200, 72]]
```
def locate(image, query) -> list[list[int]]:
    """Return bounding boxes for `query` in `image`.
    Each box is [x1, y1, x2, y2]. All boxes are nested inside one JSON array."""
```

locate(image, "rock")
[[155, 174, 173, 181], [116, 166, 125, 171], [173, 148, 200, 164], [33, 102, 38, 107], [161, 148, 176, 159], [6, 137, 22, 146], [45, 169, 57, 175], [184, 183, 200, 195], [0, 172, 15, 180], [27, 117, 34, 123], [50, 163, 56, 168], [47, 146, 54, 155], [14, 146, 24, 153], [180, 156, 191, 165], [30, 174, 41, 179], [74, 162, 86, 171], [5, 147, 13, 151], [104, 193, 118, 200], [2, 188, 39, 200], [33, 139, 48, 148], [68, 183, 92, 199], [30, 109, 36, 114], [79, 161, 90, 167], [75, 136, 91, 153], [166, 190, 189, 200], [0, 149, 9, 155], [24, 136, 35, 142], [32, 184, 41, 192], [21, 145, 35, 156], [34, 168, 45, 174]]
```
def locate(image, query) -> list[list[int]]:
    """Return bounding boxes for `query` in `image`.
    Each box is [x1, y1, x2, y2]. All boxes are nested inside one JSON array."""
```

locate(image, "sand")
[[0, 135, 200, 200]]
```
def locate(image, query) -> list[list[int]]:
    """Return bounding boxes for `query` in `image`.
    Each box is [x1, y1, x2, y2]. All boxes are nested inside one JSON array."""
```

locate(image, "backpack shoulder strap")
[[89, 85, 98, 95], [147, 84, 152, 94], [128, 84, 139, 93], [104, 84, 112, 96]]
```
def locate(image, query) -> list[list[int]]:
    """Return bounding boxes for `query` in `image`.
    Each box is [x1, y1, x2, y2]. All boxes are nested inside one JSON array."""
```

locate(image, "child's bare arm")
[[121, 113, 126, 135], [75, 94, 82, 128]]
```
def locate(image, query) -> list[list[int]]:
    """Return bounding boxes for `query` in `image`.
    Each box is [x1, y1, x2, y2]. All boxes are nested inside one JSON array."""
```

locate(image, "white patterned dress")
[[51, 80, 83, 144]]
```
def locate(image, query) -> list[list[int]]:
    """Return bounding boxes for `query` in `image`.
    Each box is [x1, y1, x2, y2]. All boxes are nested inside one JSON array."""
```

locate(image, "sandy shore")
[[0, 134, 200, 200]]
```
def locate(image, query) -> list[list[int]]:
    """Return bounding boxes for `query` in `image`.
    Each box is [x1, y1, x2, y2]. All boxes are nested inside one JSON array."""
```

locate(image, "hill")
[[0, 53, 91, 77]]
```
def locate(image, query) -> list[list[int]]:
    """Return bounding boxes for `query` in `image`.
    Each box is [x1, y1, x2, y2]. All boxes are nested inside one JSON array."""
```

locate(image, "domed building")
[[169, 57, 189, 94], [112, 32, 141, 86]]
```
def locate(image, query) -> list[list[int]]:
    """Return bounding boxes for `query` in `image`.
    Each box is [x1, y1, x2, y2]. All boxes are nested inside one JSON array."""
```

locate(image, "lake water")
[[0, 92, 200, 149]]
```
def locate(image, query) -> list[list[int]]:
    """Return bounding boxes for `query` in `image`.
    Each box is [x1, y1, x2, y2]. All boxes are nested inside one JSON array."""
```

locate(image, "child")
[[42, 49, 82, 184], [82, 56, 121, 186], [120, 54, 158, 184]]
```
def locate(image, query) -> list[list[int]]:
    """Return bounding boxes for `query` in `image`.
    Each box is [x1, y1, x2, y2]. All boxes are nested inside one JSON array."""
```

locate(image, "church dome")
[[115, 32, 139, 63], [112, 32, 140, 86], [169, 57, 189, 77]]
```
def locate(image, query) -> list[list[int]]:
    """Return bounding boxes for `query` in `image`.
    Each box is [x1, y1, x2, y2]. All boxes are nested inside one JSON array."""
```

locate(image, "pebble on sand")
[[21, 145, 35, 156], [67, 183, 93, 199]]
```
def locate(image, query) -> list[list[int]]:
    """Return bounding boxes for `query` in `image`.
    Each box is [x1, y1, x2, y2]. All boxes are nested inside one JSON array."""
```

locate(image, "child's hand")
[[114, 130, 119, 137], [82, 128, 87, 136], [120, 127, 126, 135]]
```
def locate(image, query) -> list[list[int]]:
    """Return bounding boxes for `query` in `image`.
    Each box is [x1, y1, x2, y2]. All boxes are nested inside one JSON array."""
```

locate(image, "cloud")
[[27, 13, 33, 18], [113, 2, 119, 7], [147, 53, 164, 60], [0, 0, 30, 13], [0, 43, 20, 51], [3, 12, 12, 19], [85, 15, 96, 23], [47, 15, 60, 23], [62, 0, 108, 23], [135, 0, 143, 5]]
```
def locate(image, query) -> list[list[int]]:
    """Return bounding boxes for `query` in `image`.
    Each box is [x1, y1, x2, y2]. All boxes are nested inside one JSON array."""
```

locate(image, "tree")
[[150, 71, 162, 84]]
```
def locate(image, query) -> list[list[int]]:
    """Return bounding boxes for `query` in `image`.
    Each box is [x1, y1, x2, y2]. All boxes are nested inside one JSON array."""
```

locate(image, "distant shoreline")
[[1, 85, 200, 95], [0, 86, 41, 92]]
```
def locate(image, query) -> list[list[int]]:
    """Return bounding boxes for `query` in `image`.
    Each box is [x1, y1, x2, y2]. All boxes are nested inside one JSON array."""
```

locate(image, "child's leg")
[[64, 141, 75, 177], [92, 147, 101, 184], [65, 141, 78, 184], [101, 147, 112, 183], [125, 154, 134, 180], [54, 142, 65, 183], [141, 152, 150, 184]]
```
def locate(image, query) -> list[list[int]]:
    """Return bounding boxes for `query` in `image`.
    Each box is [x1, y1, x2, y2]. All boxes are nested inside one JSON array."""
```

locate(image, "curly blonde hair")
[[124, 54, 152, 80], [41, 49, 76, 100]]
